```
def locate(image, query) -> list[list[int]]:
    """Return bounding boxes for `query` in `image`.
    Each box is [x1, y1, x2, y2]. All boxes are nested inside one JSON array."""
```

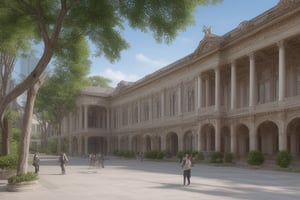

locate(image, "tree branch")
[[35, 0, 50, 45]]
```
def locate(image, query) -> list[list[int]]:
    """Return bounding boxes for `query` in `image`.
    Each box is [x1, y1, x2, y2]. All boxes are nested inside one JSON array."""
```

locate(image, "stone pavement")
[[1, 155, 300, 200]]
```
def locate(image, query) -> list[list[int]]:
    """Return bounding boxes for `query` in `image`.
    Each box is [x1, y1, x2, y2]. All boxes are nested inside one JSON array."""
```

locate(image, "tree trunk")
[[0, 116, 9, 155], [17, 73, 47, 175]]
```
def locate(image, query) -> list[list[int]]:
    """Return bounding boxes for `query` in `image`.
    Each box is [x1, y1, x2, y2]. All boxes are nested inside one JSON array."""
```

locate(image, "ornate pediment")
[[193, 27, 222, 56]]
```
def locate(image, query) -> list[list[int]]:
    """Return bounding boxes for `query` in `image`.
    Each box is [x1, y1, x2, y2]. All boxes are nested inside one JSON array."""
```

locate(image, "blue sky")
[[88, 0, 279, 87]]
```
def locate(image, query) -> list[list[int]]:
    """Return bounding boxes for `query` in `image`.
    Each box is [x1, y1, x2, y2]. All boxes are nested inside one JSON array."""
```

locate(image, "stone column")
[[215, 68, 221, 111], [117, 136, 121, 151], [161, 134, 166, 151], [205, 75, 210, 107], [249, 118, 256, 151], [69, 113, 72, 132], [278, 40, 286, 101], [78, 136, 82, 156], [106, 108, 110, 129], [79, 106, 82, 130], [215, 119, 221, 151], [161, 91, 165, 118], [68, 136, 72, 155], [149, 95, 153, 121], [249, 53, 256, 108], [231, 61, 237, 110], [84, 105, 88, 130], [230, 123, 236, 153], [197, 129, 202, 152], [128, 136, 132, 151], [137, 101, 141, 123], [278, 113, 287, 151], [197, 74, 202, 109], [84, 136, 88, 155], [178, 85, 182, 115], [178, 133, 184, 151]]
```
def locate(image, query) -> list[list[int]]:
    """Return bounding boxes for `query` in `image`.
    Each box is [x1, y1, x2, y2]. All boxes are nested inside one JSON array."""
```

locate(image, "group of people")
[[32, 152, 69, 175], [88, 153, 105, 168], [33, 151, 192, 185]]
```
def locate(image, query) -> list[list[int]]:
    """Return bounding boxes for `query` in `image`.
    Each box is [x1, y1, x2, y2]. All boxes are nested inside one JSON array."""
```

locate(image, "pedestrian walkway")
[[1, 155, 300, 200]]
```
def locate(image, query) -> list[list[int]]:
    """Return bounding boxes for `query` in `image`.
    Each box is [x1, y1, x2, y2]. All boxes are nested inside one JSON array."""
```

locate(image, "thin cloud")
[[135, 53, 168, 68], [103, 68, 140, 87]]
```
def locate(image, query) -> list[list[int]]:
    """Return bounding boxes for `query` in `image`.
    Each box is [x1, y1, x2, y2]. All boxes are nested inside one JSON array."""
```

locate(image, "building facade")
[[50, 1, 300, 161]]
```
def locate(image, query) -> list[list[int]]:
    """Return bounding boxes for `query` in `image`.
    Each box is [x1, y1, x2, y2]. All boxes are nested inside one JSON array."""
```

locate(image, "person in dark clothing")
[[32, 152, 40, 174], [59, 152, 69, 174]]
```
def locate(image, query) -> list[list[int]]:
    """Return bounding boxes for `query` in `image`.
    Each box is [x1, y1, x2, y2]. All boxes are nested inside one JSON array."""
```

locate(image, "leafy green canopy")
[[0, 0, 221, 63], [0, 0, 222, 120], [35, 37, 90, 124]]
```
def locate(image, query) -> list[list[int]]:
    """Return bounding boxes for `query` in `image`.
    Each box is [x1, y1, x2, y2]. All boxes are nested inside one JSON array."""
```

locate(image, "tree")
[[88, 76, 112, 88], [35, 37, 91, 147], [18, 73, 47, 175], [0, 0, 222, 175], [0, 52, 16, 155], [0, 0, 222, 119]]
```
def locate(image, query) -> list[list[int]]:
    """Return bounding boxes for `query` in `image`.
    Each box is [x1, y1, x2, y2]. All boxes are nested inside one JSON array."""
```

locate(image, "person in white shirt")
[[181, 154, 192, 185]]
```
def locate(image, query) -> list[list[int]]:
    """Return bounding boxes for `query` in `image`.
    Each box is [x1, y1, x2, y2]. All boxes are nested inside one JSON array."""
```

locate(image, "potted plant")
[[0, 155, 18, 180], [7, 172, 39, 192]]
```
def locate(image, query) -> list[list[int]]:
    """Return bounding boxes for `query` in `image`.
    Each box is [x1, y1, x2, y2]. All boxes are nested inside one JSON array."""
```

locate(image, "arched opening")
[[221, 126, 231, 153], [200, 124, 215, 152], [236, 124, 249, 157], [120, 136, 129, 152], [131, 135, 143, 153], [110, 136, 119, 153], [183, 131, 194, 151], [88, 136, 107, 154], [287, 118, 300, 158], [87, 106, 107, 128], [257, 121, 278, 157], [166, 132, 178, 156]]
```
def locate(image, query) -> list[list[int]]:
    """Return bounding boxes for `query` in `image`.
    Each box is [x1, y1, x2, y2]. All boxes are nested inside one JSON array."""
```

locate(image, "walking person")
[[181, 154, 192, 185], [59, 152, 69, 174], [32, 152, 40, 174]]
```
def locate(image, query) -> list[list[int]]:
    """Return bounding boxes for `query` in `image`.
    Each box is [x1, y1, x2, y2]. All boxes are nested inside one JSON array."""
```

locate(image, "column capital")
[[277, 40, 285, 48], [248, 52, 255, 59]]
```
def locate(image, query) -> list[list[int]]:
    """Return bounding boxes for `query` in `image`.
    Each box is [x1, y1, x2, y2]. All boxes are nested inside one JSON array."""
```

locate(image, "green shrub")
[[0, 154, 18, 169], [144, 151, 165, 159], [8, 172, 38, 184], [156, 151, 165, 159], [193, 152, 204, 161], [164, 151, 172, 158], [247, 151, 264, 165], [224, 153, 234, 163], [210, 152, 223, 163], [276, 151, 291, 168]]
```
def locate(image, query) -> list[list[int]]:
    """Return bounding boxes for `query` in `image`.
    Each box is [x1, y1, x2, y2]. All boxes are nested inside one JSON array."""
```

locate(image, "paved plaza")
[[1, 155, 300, 200]]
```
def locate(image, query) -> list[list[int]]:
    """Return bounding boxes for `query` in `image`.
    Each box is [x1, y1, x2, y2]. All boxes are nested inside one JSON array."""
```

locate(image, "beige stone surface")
[[1, 155, 300, 200]]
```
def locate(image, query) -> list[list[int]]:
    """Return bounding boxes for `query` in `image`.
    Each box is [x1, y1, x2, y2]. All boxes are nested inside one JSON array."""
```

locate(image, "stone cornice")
[[97, 1, 300, 100]]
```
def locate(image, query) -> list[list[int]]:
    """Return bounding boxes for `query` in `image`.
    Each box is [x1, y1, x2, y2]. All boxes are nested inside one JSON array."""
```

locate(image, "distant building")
[[51, 1, 300, 164], [19, 55, 39, 81]]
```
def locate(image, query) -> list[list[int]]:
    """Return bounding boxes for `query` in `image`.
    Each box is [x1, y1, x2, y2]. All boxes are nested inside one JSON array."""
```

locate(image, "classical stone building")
[[50, 0, 300, 161]]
